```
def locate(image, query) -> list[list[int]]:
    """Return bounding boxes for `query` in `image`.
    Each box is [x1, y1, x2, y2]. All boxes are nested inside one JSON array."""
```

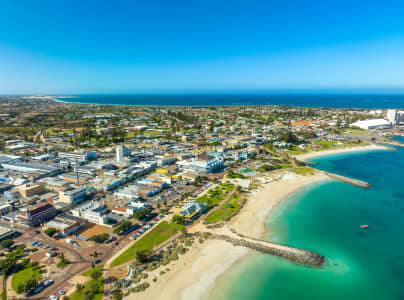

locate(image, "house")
[[179, 201, 207, 220]]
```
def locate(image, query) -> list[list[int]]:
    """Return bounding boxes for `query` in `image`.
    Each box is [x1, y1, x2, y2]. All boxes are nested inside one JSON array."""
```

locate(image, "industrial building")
[[351, 119, 392, 130]]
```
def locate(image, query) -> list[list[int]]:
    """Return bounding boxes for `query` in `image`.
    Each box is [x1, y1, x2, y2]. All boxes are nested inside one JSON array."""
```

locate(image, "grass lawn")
[[314, 140, 369, 151], [292, 167, 316, 176], [205, 193, 243, 223], [111, 221, 185, 267], [12, 265, 41, 293], [287, 146, 309, 155], [143, 130, 164, 135], [280, 164, 293, 169], [314, 140, 339, 150], [82, 265, 104, 277], [196, 183, 234, 208], [345, 128, 368, 135]]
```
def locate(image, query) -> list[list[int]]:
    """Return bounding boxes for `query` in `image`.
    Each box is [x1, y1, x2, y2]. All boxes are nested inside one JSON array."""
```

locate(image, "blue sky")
[[1, 0, 404, 94]]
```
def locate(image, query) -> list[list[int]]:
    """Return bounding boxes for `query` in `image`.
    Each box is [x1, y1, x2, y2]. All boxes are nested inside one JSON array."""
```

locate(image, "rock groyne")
[[320, 170, 371, 188], [206, 232, 325, 268]]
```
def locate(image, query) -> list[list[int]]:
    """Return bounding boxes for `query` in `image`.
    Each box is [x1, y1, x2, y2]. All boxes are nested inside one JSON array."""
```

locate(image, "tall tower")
[[116, 143, 124, 162], [387, 109, 397, 125]]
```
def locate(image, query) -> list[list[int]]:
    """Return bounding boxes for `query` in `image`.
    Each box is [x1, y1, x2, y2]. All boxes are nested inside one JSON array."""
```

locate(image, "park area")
[[12, 263, 41, 293], [196, 182, 235, 208], [111, 221, 185, 267], [204, 192, 244, 223]]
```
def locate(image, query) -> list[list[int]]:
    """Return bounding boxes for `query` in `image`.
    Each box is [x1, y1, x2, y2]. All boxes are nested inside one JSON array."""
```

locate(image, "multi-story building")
[[188, 153, 224, 173], [116, 143, 132, 162], [58, 186, 88, 204], [387, 110, 404, 125], [15, 201, 57, 227], [58, 151, 98, 163], [18, 183, 45, 198], [71, 201, 110, 225]]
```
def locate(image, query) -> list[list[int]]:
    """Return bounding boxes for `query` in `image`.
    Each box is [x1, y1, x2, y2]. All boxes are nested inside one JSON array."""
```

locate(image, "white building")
[[116, 143, 131, 163], [387, 109, 404, 125], [58, 151, 97, 162], [351, 119, 392, 130], [188, 153, 224, 173], [71, 201, 109, 225], [58, 186, 88, 204]]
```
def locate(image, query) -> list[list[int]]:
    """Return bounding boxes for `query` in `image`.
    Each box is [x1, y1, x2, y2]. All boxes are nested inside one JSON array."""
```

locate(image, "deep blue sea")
[[213, 147, 404, 300], [57, 94, 404, 109]]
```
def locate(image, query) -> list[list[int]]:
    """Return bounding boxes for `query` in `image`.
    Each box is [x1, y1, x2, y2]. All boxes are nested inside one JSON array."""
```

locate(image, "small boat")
[[360, 225, 369, 229]]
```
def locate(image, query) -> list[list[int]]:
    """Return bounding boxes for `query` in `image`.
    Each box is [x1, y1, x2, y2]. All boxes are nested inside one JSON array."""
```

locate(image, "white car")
[[50, 295, 59, 300], [58, 289, 66, 295]]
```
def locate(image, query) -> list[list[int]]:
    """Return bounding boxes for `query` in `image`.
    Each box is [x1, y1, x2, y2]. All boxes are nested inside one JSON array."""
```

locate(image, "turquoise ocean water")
[[213, 147, 404, 300]]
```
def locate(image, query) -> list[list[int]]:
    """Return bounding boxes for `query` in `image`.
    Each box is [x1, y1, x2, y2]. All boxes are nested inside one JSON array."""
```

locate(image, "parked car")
[[49, 295, 59, 300], [44, 280, 54, 287], [34, 285, 44, 294]]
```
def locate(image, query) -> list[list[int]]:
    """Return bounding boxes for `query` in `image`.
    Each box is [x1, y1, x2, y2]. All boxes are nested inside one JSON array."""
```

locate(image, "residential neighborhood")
[[0, 96, 403, 300]]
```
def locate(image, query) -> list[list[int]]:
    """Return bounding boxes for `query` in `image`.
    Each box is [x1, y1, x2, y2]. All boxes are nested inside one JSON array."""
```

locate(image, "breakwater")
[[319, 170, 371, 188], [379, 141, 404, 149], [203, 231, 325, 268]]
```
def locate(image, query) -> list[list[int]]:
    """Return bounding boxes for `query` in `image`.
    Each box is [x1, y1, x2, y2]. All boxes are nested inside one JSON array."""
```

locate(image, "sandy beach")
[[295, 143, 389, 161], [126, 172, 328, 300]]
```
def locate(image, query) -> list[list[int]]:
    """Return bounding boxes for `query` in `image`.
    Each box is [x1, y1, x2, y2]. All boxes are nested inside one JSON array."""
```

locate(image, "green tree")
[[113, 220, 132, 235], [17, 278, 38, 294], [0, 239, 14, 250], [89, 233, 109, 243], [172, 215, 185, 225], [91, 269, 102, 280], [280, 131, 298, 144], [133, 208, 152, 220], [135, 249, 151, 263], [0, 257, 16, 275], [111, 289, 123, 300], [44, 228, 57, 237]]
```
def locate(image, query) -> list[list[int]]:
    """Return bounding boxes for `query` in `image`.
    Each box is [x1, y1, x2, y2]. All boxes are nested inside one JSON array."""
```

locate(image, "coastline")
[[125, 172, 328, 300], [48, 94, 404, 109], [294, 144, 389, 161]]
